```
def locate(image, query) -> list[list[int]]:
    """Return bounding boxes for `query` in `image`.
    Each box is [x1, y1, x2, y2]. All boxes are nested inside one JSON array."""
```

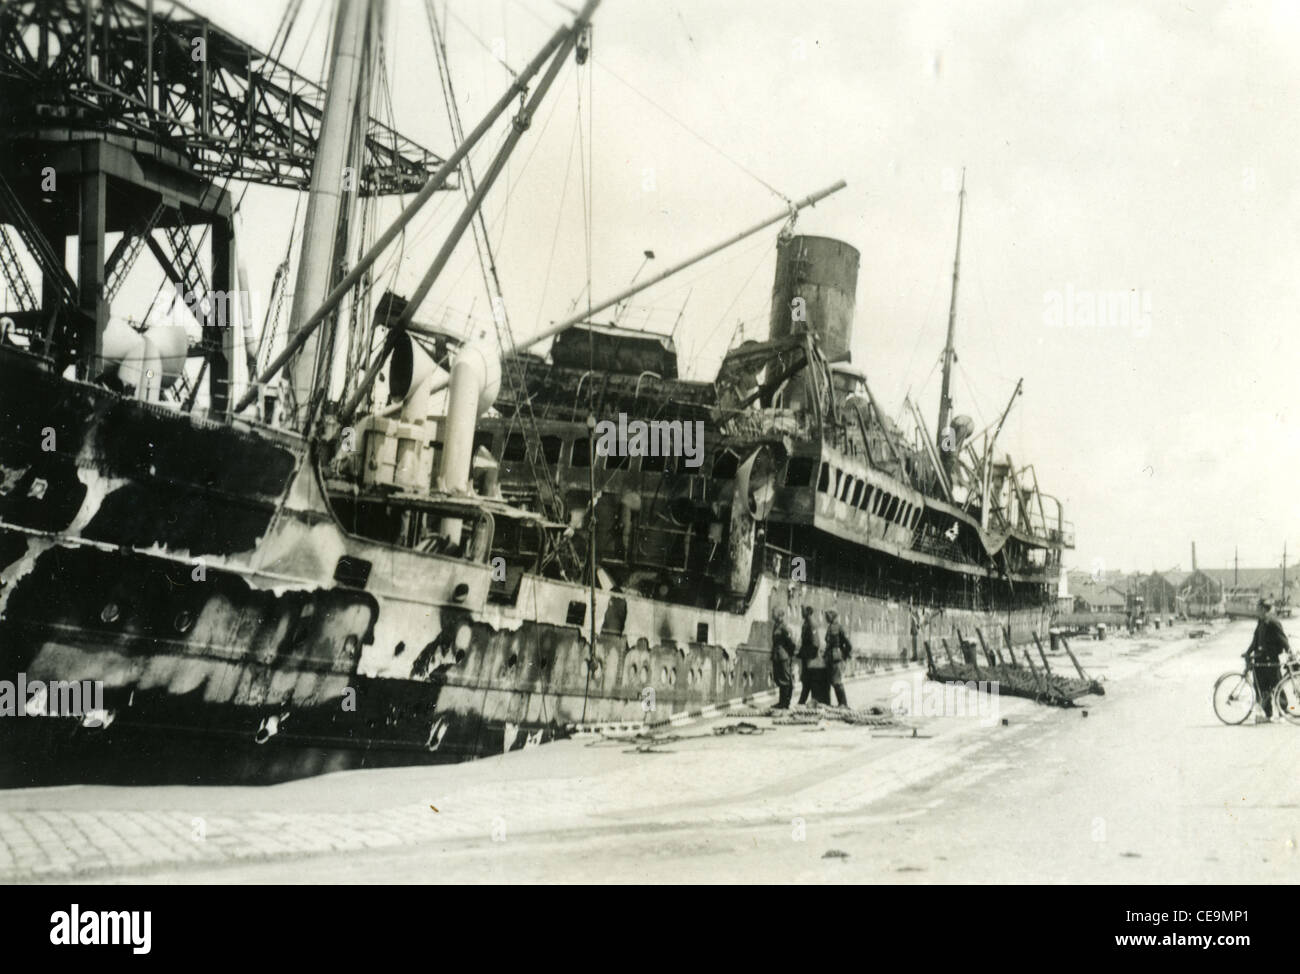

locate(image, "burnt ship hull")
[[0, 349, 1049, 786]]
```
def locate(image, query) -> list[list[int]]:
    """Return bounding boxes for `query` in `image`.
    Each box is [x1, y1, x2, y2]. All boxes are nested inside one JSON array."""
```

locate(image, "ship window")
[[874, 491, 888, 515], [334, 555, 371, 589], [860, 486, 874, 510], [887, 496, 900, 521], [911, 507, 922, 529], [832, 468, 842, 496], [696, 622, 709, 643], [817, 462, 830, 493], [540, 435, 563, 465], [785, 457, 815, 487], [839, 476, 852, 502], [851, 481, 863, 507], [571, 438, 591, 467], [566, 601, 587, 626], [503, 433, 527, 462]]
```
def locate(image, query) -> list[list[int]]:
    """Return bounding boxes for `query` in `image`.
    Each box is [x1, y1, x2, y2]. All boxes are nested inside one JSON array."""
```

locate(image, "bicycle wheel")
[[1213, 671, 1255, 725], [1273, 673, 1300, 726]]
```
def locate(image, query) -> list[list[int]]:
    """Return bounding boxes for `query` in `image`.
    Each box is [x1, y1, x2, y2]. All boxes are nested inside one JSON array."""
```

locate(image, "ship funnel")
[[768, 235, 859, 362], [437, 339, 502, 545]]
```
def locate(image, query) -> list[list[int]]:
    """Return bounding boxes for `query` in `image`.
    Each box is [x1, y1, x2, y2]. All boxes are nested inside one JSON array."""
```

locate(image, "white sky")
[[132, 0, 1300, 576]]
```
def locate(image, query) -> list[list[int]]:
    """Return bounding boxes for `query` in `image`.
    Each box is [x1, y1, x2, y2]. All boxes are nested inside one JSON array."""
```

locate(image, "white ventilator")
[[102, 318, 188, 401], [437, 339, 501, 545]]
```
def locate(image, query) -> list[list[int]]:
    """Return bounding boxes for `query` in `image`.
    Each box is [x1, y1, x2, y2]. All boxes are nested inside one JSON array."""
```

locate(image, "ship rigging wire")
[[427, 0, 576, 565], [593, 62, 789, 206], [532, 81, 582, 332]]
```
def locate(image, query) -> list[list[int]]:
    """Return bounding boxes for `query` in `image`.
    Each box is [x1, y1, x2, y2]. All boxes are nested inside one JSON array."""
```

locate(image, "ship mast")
[[936, 168, 966, 473], [236, 3, 601, 418], [284, 0, 377, 430]]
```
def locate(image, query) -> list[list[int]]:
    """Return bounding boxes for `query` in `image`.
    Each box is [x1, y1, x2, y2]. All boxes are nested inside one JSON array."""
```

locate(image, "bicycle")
[[1212, 650, 1300, 725]]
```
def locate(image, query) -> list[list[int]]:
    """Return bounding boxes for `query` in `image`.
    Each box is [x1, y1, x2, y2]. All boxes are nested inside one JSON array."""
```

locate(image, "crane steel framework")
[[0, 0, 451, 415], [0, 0, 447, 193]]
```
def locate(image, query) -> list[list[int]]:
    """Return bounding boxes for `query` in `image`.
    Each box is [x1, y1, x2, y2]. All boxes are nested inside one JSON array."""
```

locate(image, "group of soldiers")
[[770, 606, 852, 708]]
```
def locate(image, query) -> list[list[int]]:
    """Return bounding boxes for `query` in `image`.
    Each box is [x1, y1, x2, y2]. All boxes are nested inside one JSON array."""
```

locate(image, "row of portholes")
[[413, 649, 768, 689], [99, 602, 197, 635], [718, 668, 756, 688], [493, 648, 559, 673], [620, 664, 733, 688], [623, 663, 677, 686]]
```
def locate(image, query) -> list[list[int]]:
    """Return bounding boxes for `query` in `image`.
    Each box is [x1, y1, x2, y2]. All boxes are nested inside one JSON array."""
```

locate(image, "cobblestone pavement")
[[0, 629, 1218, 883]]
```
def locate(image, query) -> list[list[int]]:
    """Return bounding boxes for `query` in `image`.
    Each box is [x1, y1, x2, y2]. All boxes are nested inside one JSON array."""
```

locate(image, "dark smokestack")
[[768, 234, 859, 362]]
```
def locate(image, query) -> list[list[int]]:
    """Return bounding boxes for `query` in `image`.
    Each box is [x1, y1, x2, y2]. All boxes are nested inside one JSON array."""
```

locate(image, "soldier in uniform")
[[798, 605, 830, 705], [824, 609, 852, 708], [770, 608, 797, 709], [1246, 598, 1291, 722]]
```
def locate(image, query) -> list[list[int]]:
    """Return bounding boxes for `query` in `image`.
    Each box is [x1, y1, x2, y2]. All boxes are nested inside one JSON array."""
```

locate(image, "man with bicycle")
[[1246, 598, 1289, 722]]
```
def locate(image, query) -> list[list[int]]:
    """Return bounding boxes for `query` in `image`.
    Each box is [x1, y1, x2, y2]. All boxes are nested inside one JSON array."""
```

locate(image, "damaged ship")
[[0, 0, 1071, 785]]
